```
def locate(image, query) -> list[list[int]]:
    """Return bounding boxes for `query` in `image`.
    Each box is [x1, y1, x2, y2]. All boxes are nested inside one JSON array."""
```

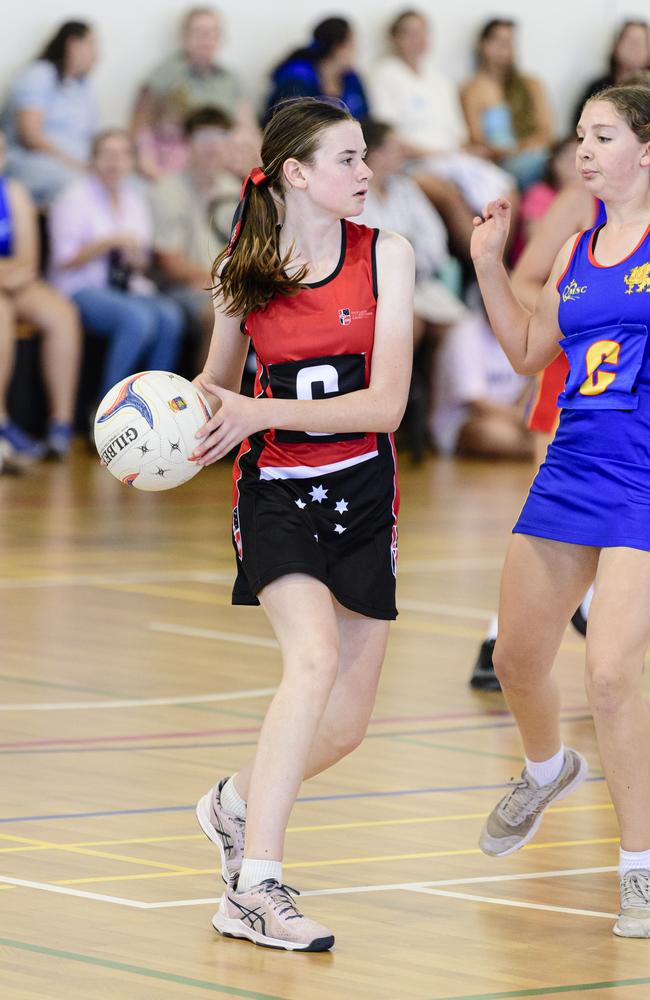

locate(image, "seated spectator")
[[572, 20, 650, 125], [49, 130, 184, 407], [265, 17, 369, 124], [1, 21, 98, 208], [151, 106, 241, 364], [0, 129, 81, 461], [512, 136, 578, 260], [131, 6, 259, 180], [369, 9, 516, 259], [461, 19, 554, 190], [431, 310, 533, 460], [356, 120, 466, 340]]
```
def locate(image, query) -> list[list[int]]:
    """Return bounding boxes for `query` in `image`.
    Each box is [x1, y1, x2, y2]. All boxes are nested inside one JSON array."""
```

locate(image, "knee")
[[492, 641, 535, 692], [289, 645, 340, 699], [122, 300, 157, 345], [585, 656, 635, 717]]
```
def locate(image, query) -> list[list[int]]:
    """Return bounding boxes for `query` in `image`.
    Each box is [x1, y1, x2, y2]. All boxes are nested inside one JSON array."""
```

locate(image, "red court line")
[[0, 705, 592, 750]]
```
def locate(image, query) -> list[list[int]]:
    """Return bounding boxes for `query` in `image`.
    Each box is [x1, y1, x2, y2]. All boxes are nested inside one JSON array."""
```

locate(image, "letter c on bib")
[[296, 364, 339, 436], [579, 340, 620, 396]]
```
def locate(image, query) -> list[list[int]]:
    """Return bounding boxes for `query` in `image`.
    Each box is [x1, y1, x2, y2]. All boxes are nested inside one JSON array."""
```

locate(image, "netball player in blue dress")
[[471, 83, 650, 938], [189, 98, 414, 951]]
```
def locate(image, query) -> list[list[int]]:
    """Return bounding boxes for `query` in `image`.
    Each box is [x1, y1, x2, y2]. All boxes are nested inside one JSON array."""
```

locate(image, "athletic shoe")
[[470, 638, 501, 691], [212, 879, 335, 952], [45, 422, 73, 459], [0, 438, 23, 476], [196, 778, 245, 886], [479, 748, 588, 857], [0, 421, 44, 462], [614, 870, 650, 938]]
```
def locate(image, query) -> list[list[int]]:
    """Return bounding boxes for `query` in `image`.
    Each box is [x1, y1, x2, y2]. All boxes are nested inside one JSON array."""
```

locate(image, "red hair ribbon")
[[239, 166, 268, 198]]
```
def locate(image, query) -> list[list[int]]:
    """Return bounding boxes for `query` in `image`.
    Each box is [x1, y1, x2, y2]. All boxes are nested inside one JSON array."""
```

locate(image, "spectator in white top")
[[356, 119, 466, 343], [1, 21, 98, 208], [431, 310, 533, 459], [369, 9, 517, 258]]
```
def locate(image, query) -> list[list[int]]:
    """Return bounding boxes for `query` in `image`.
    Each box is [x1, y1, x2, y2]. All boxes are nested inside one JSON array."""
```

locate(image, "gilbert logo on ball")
[[94, 371, 212, 491]]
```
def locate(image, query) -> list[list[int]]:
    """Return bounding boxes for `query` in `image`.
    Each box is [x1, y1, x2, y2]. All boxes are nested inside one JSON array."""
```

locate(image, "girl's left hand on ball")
[[191, 380, 260, 466]]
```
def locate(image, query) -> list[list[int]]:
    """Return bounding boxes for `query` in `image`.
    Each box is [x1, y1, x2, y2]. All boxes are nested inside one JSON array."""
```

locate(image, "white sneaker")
[[213, 879, 334, 952], [196, 778, 245, 886], [614, 870, 650, 938]]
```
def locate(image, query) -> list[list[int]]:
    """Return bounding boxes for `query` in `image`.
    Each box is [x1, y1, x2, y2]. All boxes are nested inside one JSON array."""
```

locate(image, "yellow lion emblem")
[[624, 261, 650, 294]]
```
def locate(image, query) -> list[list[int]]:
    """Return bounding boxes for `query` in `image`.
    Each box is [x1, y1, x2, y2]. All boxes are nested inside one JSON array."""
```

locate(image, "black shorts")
[[232, 436, 399, 620]]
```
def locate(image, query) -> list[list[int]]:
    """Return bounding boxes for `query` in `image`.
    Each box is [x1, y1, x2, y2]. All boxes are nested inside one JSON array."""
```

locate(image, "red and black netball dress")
[[230, 220, 400, 619]]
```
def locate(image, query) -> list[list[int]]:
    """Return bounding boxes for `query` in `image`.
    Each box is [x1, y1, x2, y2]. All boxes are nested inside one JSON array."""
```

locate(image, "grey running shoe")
[[213, 879, 335, 952], [614, 870, 650, 938], [196, 778, 245, 886], [479, 748, 588, 857]]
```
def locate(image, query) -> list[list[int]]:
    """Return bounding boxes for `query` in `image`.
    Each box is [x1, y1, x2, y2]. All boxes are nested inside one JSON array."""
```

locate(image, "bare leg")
[[0, 294, 16, 421], [410, 171, 475, 259], [457, 415, 534, 460], [242, 574, 340, 861], [235, 601, 389, 799], [585, 547, 650, 850], [494, 534, 598, 761], [13, 281, 81, 424]]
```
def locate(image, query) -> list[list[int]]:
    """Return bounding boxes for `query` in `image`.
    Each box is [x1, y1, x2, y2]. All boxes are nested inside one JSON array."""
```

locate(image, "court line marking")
[[1, 778, 607, 823], [0, 832, 197, 872], [0, 865, 619, 910], [434, 979, 650, 1000], [0, 804, 615, 855], [405, 886, 615, 919], [0, 835, 620, 891], [149, 623, 278, 648], [0, 686, 277, 712], [0, 936, 288, 1000]]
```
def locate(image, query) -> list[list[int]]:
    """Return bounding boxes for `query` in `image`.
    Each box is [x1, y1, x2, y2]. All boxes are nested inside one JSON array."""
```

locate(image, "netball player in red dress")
[[190, 98, 414, 951]]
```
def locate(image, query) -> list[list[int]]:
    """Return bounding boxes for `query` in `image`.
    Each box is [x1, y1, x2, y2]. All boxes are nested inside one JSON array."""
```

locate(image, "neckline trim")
[[300, 219, 347, 289], [588, 221, 650, 269]]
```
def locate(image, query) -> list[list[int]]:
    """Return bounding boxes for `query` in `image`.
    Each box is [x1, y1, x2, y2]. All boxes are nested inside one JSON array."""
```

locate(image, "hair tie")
[[239, 166, 268, 199]]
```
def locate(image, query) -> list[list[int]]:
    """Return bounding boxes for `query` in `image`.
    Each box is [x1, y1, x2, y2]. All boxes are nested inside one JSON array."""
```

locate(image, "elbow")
[[384, 402, 407, 434], [513, 358, 537, 377]]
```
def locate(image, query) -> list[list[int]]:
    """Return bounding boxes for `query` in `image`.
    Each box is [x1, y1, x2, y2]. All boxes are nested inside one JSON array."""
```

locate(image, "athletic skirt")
[[231, 435, 399, 620], [514, 387, 650, 551]]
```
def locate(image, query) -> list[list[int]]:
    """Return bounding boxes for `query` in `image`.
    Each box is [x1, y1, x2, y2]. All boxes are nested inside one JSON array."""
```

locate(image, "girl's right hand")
[[470, 198, 511, 266]]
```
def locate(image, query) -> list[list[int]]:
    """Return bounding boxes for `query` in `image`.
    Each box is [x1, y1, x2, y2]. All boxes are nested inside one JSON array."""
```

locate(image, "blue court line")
[[0, 777, 606, 824]]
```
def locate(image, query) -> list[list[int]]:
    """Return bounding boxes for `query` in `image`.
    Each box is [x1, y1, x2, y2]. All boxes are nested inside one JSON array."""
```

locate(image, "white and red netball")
[[94, 371, 212, 491]]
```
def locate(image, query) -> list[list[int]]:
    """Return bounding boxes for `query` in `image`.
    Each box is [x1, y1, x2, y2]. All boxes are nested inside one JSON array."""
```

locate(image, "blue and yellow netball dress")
[[514, 220, 650, 551]]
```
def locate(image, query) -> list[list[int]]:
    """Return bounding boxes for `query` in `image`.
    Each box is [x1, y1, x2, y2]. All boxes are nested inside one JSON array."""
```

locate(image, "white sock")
[[237, 858, 282, 893], [220, 776, 247, 819], [619, 847, 650, 877], [525, 746, 565, 786], [580, 585, 594, 618], [486, 615, 499, 641]]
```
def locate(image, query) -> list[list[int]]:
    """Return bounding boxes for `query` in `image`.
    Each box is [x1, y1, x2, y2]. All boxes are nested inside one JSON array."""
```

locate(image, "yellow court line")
[[0, 803, 615, 855], [92, 582, 593, 649], [95, 582, 233, 608], [44, 835, 621, 888], [0, 832, 194, 873]]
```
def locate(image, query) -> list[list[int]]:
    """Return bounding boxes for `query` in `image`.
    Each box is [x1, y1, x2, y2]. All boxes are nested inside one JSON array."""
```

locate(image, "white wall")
[[1, 1, 648, 135]]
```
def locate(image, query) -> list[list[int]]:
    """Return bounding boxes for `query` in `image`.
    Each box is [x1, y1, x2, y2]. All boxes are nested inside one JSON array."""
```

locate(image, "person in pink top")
[[49, 129, 184, 403]]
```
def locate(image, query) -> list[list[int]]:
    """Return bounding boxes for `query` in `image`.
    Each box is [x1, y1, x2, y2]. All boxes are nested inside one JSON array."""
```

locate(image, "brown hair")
[[91, 128, 135, 159], [212, 97, 354, 317], [477, 19, 535, 141], [586, 83, 650, 144], [389, 9, 425, 39], [182, 6, 219, 32], [610, 20, 650, 78]]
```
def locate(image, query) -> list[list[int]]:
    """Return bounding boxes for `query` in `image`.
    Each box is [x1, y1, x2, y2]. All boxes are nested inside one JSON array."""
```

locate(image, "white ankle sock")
[[237, 859, 282, 893], [525, 746, 565, 786], [221, 776, 247, 819], [619, 847, 650, 877], [486, 615, 499, 641]]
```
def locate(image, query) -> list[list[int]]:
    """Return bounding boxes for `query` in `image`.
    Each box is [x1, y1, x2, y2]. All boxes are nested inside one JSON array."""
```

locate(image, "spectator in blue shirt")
[[264, 18, 369, 124], [2, 21, 98, 207]]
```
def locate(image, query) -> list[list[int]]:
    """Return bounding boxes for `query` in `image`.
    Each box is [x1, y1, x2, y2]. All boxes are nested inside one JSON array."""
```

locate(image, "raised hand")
[[470, 198, 512, 267]]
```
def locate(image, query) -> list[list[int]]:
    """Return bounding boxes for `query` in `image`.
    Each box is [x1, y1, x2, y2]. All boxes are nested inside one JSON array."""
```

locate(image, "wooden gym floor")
[[1, 447, 649, 1000]]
